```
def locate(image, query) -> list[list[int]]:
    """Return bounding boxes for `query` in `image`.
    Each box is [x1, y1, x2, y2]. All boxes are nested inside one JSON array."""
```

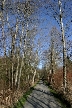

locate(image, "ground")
[[23, 80, 63, 108]]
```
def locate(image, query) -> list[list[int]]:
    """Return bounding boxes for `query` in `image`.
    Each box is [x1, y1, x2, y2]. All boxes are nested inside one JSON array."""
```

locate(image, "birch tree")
[[14, 1, 21, 88], [58, 0, 67, 92], [17, 0, 37, 89], [0, 0, 7, 92], [41, 0, 70, 92]]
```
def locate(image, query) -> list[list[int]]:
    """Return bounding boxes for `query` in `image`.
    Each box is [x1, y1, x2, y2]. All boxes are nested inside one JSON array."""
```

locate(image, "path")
[[24, 80, 62, 108]]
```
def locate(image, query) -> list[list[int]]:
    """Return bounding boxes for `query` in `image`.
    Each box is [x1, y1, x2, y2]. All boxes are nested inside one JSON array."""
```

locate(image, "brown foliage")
[[50, 68, 72, 104]]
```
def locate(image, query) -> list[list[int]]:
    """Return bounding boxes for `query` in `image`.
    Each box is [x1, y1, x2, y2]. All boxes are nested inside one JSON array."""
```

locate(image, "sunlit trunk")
[[15, 49, 19, 87], [6, 12, 12, 89], [17, 53, 24, 89], [32, 69, 36, 85], [11, 17, 18, 88], [17, 25, 24, 89], [58, 0, 67, 92], [14, 18, 19, 87]]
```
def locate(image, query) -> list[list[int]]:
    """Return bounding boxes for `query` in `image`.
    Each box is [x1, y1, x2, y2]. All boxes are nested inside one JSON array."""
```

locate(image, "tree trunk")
[[49, 37, 55, 84], [14, 18, 19, 87], [32, 69, 36, 85], [58, 0, 67, 92], [11, 19, 17, 88], [11, 35, 15, 89], [17, 25, 24, 89], [1, 0, 7, 100], [17, 54, 24, 89], [15, 51, 19, 87]]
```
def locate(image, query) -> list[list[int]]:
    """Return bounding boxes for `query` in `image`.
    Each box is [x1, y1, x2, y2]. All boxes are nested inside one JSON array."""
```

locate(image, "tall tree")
[[58, 0, 67, 92]]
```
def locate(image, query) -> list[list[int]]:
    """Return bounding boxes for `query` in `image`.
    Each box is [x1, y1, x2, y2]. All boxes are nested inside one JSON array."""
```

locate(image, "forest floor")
[[23, 80, 67, 108]]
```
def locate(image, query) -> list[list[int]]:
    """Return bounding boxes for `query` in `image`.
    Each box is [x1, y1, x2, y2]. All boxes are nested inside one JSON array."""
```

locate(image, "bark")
[[32, 69, 36, 85], [7, 13, 10, 28], [17, 6, 28, 89], [11, 18, 18, 88], [15, 49, 19, 87], [11, 35, 15, 89], [58, 0, 67, 92], [14, 18, 19, 87], [17, 25, 24, 89], [51, 40, 55, 74], [6, 12, 11, 89], [28, 74, 30, 80], [49, 36, 55, 84], [17, 54, 24, 89], [1, 0, 7, 100]]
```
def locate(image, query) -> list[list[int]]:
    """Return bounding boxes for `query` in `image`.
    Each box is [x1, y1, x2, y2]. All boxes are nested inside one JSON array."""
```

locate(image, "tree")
[[0, 0, 41, 106], [42, 26, 63, 84], [58, 0, 67, 92], [42, 0, 70, 92]]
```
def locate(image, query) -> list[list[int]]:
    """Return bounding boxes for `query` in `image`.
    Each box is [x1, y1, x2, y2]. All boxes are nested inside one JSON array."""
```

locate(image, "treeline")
[[0, 0, 41, 107], [0, 0, 72, 107], [41, 26, 72, 106]]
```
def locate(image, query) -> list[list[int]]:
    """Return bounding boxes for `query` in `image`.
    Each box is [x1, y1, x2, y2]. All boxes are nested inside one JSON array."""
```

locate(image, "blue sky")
[[35, 0, 72, 69], [0, 0, 72, 69]]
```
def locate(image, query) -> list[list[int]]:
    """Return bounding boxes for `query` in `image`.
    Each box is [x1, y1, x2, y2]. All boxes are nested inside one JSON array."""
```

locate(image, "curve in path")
[[24, 80, 62, 108]]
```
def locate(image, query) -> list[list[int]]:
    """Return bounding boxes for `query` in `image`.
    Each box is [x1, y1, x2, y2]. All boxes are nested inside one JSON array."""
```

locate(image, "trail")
[[24, 80, 63, 108]]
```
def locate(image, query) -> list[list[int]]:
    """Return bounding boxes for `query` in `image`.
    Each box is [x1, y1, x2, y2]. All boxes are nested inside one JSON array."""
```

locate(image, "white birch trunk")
[[32, 69, 36, 85], [17, 25, 24, 89], [14, 18, 19, 87], [7, 13, 10, 28], [11, 18, 18, 88], [15, 51, 19, 86], [17, 53, 24, 89], [58, 0, 67, 92], [28, 74, 30, 80], [6, 12, 11, 89]]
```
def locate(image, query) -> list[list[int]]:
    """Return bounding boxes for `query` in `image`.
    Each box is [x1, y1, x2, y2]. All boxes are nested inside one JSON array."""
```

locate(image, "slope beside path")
[[23, 80, 62, 108]]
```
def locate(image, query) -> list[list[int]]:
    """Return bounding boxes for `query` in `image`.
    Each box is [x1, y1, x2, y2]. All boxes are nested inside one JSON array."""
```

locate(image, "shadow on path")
[[23, 81, 62, 108]]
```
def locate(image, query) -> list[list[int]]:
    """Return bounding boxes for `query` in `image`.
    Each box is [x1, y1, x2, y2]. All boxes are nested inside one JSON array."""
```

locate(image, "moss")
[[13, 87, 34, 108], [13, 81, 38, 108]]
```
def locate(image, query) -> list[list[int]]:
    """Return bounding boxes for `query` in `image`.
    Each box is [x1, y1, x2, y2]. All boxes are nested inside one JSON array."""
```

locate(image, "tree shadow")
[[13, 81, 69, 108], [23, 87, 62, 108], [49, 89, 71, 108]]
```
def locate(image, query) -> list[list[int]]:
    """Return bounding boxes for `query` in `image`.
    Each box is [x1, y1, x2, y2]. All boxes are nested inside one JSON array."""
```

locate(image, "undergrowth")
[[13, 87, 34, 108], [44, 81, 71, 108], [12, 80, 39, 108]]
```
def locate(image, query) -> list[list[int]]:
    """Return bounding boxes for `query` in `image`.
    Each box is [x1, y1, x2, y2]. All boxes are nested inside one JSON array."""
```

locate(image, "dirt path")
[[24, 80, 62, 108]]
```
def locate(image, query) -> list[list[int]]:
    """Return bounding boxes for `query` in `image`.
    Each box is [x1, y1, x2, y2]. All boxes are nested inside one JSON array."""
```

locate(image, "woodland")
[[0, 0, 72, 108]]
